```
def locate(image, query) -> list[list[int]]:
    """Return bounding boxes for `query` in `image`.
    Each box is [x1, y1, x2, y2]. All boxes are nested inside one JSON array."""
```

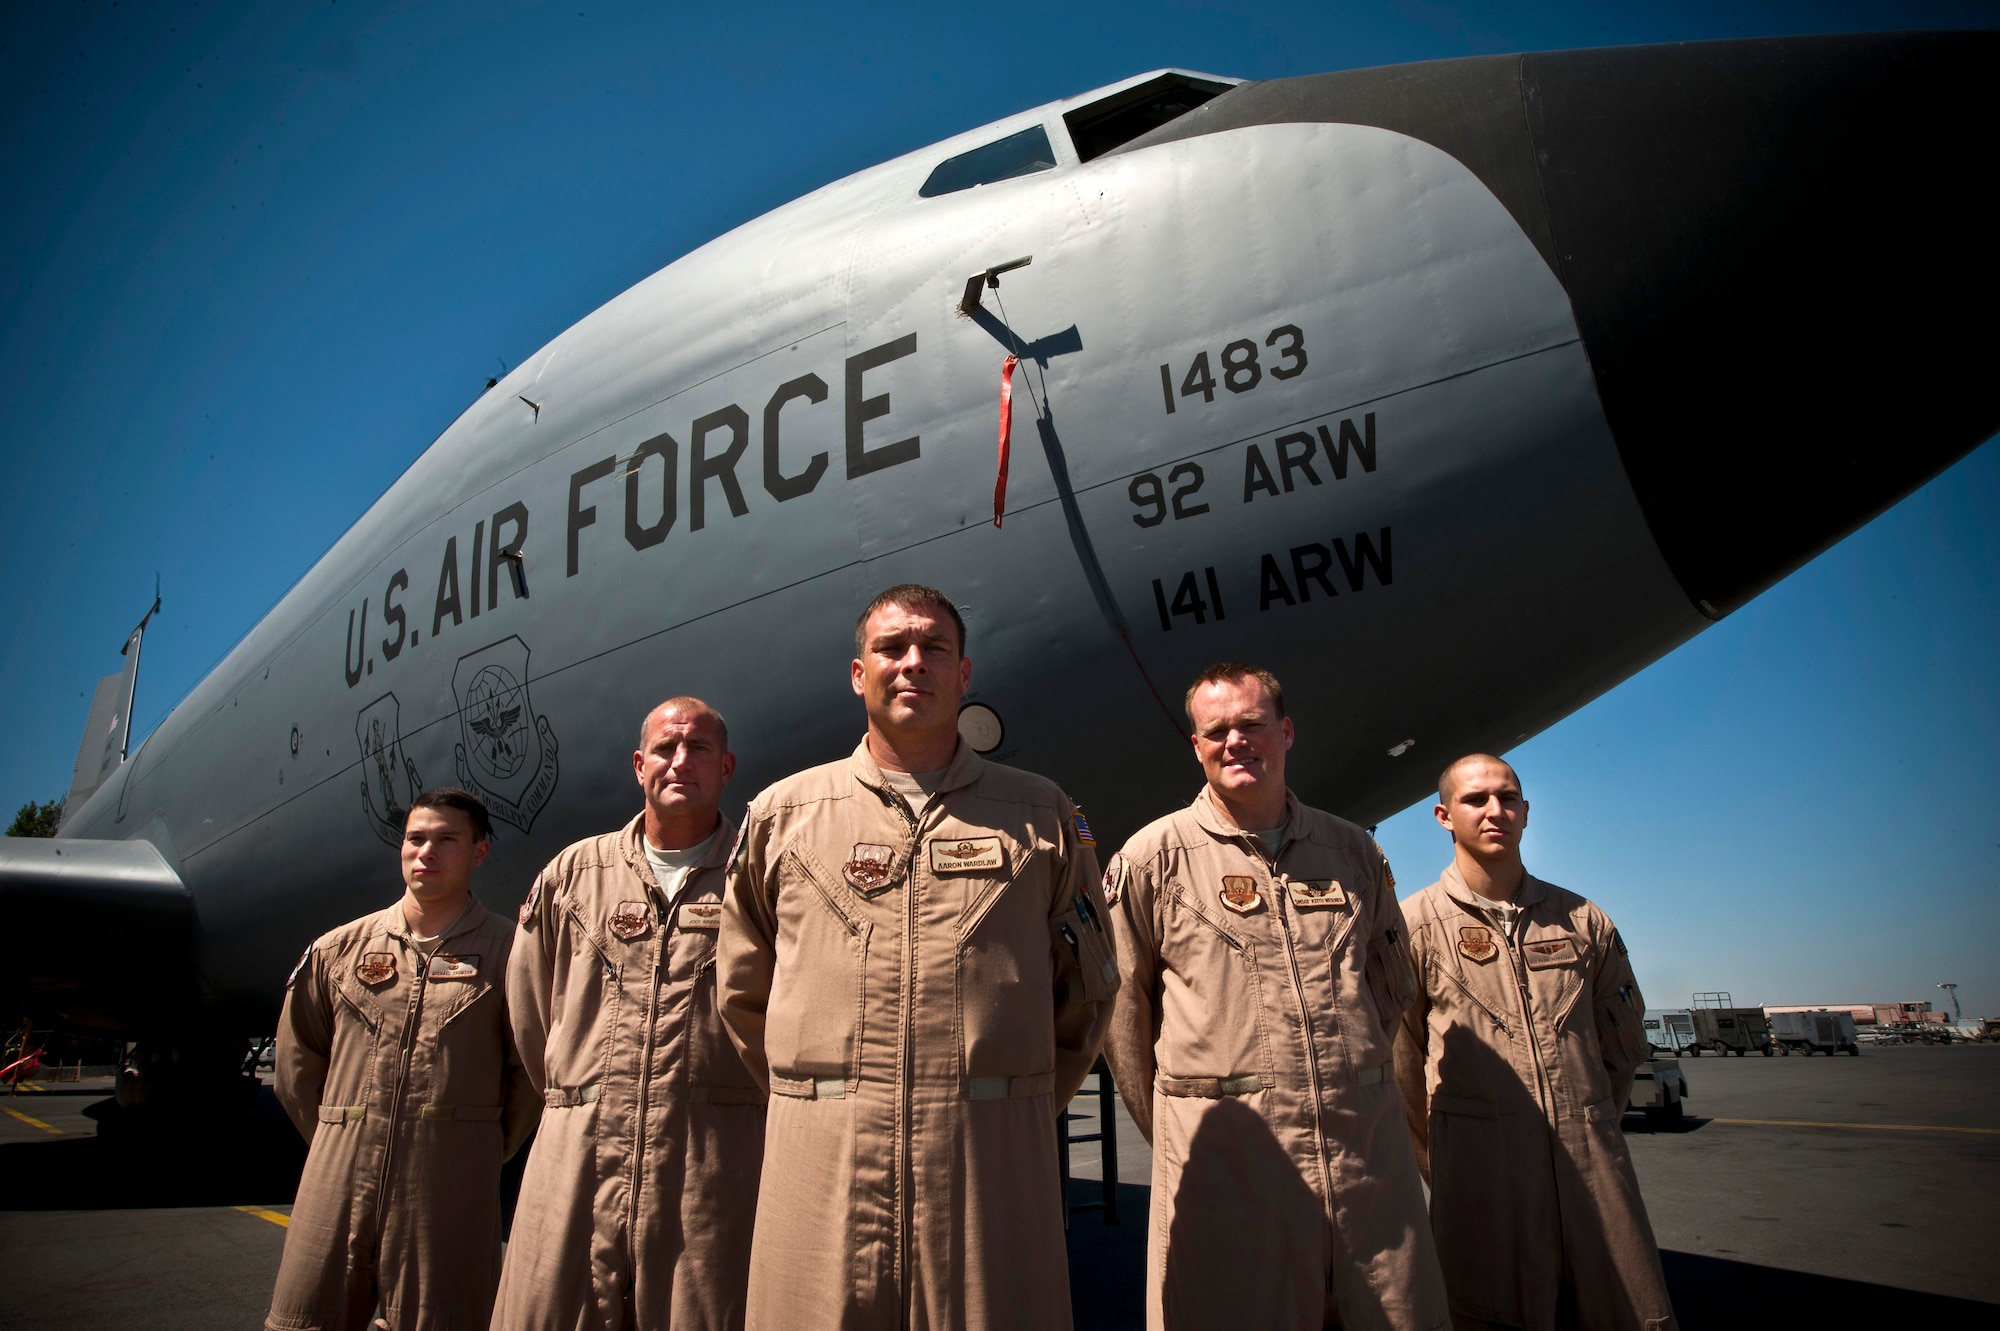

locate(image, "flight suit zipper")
[[626, 861, 700, 1294], [1499, 914, 1555, 1118], [375, 941, 435, 1250], [882, 788, 922, 1318], [1264, 839, 1334, 1211]]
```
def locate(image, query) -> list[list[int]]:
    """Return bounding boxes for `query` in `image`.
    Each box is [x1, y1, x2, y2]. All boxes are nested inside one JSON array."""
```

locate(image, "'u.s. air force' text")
[[341, 334, 918, 687]]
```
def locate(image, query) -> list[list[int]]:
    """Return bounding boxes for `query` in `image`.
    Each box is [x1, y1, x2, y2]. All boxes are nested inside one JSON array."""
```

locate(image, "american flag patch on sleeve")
[[1072, 810, 1095, 846]]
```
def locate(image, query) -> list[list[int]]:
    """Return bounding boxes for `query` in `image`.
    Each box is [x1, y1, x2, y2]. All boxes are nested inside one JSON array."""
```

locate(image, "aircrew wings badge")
[[1523, 937, 1578, 969], [1458, 926, 1499, 963], [1219, 875, 1262, 914]]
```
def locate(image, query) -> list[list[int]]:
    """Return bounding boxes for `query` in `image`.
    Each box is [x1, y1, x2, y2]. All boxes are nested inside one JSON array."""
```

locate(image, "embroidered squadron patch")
[[1102, 856, 1127, 908], [1458, 926, 1499, 963], [355, 952, 398, 985], [286, 944, 314, 990], [929, 836, 1005, 873], [844, 843, 896, 895], [608, 901, 651, 940], [427, 953, 479, 979], [1285, 878, 1346, 909], [678, 902, 724, 930], [518, 876, 543, 927], [726, 821, 749, 875], [1522, 937, 1578, 969], [1219, 875, 1262, 914]]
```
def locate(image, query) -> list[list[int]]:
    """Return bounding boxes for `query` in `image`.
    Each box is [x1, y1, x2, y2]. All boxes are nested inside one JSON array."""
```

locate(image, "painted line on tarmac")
[[234, 1205, 292, 1228], [2, 1105, 60, 1134], [1714, 1116, 2000, 1136]]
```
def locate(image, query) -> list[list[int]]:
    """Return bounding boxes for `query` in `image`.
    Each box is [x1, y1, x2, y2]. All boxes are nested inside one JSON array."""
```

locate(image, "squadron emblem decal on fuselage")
[[356, 692, 424, 847]]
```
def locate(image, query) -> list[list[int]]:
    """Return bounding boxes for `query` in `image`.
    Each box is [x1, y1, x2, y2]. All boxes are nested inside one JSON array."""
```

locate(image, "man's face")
[[851, 602, 971, 739], [632, 706, 735, 824], [1434, 759, 1529, 860], [1188, 676, 1294, 805], [401, 805, 489, 900]]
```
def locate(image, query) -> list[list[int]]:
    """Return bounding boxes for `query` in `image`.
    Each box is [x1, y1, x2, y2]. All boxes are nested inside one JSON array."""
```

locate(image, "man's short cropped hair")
[[854, 584, 967, 657], [408, 786, 494, 843], [1184, 662, 1286, 727], [637, 697, 730, 752], [1437, 754, 1523, 805]]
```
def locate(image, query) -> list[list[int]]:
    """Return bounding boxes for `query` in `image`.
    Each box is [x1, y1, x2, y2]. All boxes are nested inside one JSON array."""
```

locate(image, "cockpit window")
[[919, 125, 1058, 198], [1063, 72, 1234, 162]]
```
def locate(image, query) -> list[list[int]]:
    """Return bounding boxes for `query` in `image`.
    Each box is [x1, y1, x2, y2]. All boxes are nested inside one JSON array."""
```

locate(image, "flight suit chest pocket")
[[1162, 886, 1267, 1076], [766, 845, 870, 1079], [665, 901, 721, 983]]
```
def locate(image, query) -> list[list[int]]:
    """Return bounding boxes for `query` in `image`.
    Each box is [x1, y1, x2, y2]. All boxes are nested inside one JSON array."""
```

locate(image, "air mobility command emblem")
[[1523, 936, 1578, 969], [1458, 926, 1499, 963], [355, 952, 398, 985], [608, 901, 651, 940], [844, 843, 896, 895], [1219, 875, 1262, 914]]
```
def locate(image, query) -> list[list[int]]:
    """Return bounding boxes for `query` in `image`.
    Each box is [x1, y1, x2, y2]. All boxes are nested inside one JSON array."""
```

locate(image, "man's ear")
[[473, 839, 492, 870], [851, 658, 866, 698]]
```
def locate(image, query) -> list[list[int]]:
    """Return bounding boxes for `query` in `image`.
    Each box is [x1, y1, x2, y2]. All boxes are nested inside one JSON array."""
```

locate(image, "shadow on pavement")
[[1619, 1113, 1712, 1135], [0, 1088, 307, 1211], [1661, 1250, 1996, 1326]]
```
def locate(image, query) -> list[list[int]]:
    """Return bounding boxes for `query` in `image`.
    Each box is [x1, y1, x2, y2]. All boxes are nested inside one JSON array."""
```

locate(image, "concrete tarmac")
[[2, 1045, 1995, 1328]]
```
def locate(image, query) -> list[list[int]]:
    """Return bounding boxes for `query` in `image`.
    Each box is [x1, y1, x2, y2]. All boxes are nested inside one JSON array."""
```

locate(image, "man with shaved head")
[[494, 697, 764, 1330], [1394, 755, 1674, 1330]]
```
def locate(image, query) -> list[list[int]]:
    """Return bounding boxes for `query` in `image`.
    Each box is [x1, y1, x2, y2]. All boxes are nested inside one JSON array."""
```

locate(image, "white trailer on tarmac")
[[1767, 1008, 1860, 1055]]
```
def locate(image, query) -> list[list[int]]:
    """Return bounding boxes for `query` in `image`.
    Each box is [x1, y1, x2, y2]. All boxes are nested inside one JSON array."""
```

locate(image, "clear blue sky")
[[4, 2, 1994, 1016]]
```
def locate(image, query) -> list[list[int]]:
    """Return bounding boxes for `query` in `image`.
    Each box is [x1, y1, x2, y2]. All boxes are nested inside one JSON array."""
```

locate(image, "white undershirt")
[[644, 826, 720, 901], [878, 768, 948, 816]]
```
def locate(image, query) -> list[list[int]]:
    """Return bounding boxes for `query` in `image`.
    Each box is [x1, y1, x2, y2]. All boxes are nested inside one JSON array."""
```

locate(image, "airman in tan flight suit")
[[1394, 755, 1674, 1331], [267, 787, 540, 1331], [493, 697, 764, 1331], [1102, 662, 1450, 1331], [718, 584, 1118, 1331]]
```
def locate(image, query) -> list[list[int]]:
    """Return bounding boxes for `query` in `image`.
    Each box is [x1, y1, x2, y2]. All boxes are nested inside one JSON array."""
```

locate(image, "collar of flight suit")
[[1438, 862, 1549, 916], [845, 734, 986, 809], [614, 808, 738, 901], [1187, 783, 1306, 860], [374, 893, 493, 951]]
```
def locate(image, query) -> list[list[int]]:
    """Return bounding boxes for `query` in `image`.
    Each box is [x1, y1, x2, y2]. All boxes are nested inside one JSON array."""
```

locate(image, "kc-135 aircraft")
[[4, 32, 1993, 1111]]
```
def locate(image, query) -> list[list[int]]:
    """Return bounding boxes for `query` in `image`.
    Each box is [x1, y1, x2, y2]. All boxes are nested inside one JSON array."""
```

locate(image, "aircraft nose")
[[1522, 31, 1999, 616]]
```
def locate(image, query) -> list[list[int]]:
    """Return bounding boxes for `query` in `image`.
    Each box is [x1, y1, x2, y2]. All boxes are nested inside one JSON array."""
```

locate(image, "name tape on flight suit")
[[426, 953, 479, 979], [678, 902, 723, 930], [1285, 879, 1345, 908], [929, 837, 1005, 873], [1522, 937, 1578, 969]]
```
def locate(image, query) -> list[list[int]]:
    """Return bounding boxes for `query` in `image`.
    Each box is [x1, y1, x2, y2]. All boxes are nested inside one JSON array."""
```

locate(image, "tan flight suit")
[[492, 812, 764, 1331], [716, 738, 1118, 1331], [1102, 787, 1450, 1331], [268, 896, 540, 1331], [1395, 869, 1674, 1331]]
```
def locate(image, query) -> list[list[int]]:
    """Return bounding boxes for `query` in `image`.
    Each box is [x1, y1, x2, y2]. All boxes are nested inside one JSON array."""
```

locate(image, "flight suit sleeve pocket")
[[1054, 891, 1119, 1002], [1365, 922, 1420, 1028]]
